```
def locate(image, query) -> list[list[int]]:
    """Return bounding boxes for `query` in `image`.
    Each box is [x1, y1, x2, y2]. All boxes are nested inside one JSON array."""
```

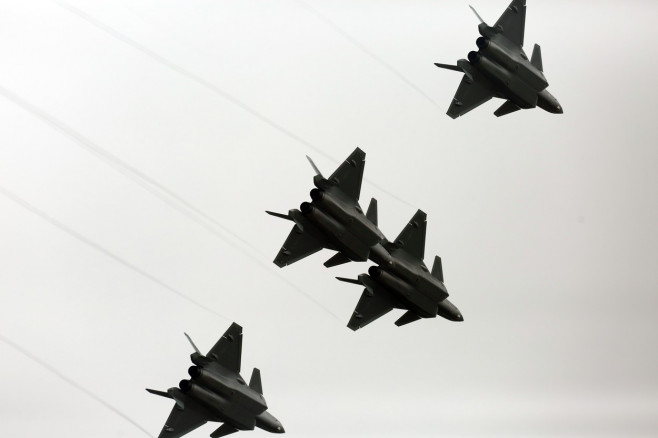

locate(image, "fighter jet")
[[147, 323, 284, 438], [337, 210, 463, 331], [267, 147, 385, 268], [435, 0, 562, 118]]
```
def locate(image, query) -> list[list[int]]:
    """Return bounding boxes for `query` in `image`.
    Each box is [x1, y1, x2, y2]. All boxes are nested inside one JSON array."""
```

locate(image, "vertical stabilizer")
[[494, 100, 521, 117], [249, 368, 263, 394], [431, 256, 444, 282], [469, 5, 487, 24], [366, 198, 378, 226], [306, 155, 324, 178], [324, 252, 352, 268], [531, 44, 543, 71], [434, 63, 462, 72], [211, 424, 239, 438], [184, 333, 201, 355], [395, 311, 422, 327]]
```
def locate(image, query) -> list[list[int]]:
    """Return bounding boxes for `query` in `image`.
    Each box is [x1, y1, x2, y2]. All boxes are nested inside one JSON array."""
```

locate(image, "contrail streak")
[[0, 185, 229, 321], [0, 333, 155, 437], [55, 1, 415, 209], [295, 0, 441, 109], [0, 85, 339, 320]]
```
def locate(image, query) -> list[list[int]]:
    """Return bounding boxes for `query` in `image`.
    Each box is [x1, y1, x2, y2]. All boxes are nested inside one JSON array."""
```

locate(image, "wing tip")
[[412, 209, 427, 222], [227, 322, 243, 333], [352, 146, 366, 156], [346, 323, 360, 331]]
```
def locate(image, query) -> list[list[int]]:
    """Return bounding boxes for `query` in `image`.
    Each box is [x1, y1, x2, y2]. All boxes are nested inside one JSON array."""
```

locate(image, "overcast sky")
[[1, 1, 657, 437]]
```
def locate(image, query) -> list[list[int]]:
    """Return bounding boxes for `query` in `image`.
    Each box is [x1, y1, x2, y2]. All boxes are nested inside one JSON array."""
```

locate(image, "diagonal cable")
[[295, 0, 441, 109], [0, 85, 339, 320], [55, 1, 415, 209], [0, 84, 263, 257], [0, 185, 228, 321], [0, 333, 155, 437]]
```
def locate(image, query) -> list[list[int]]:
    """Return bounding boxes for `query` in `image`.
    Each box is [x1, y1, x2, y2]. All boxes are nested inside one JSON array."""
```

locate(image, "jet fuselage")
[[466, 25, 561, 113], [295, 178, 385, 262], [365, 245, 445, 315], [367, 266, 438, 318], [172, 354, 283, 433], [366, 243, 463, 322]]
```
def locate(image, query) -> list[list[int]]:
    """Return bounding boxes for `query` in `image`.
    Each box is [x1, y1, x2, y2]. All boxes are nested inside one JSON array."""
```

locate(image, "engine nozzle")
[[476, 37, 489, 49], [368, 265, 382, 278], [468, 51, 481, 64], [310, 188, 324, 202], [188, 366, 201, 379], [300, 202, 313, 215], [179, 379, 192, 393]]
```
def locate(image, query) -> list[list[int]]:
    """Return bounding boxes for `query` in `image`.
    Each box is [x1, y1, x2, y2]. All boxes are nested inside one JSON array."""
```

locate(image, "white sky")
[[1, 1, 657, 437]]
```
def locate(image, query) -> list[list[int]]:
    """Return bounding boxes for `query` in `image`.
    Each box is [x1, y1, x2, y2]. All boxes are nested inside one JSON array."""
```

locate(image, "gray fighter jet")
[[267, 147, 385, 268], [435, 0, 562, 118], [337, 210, 463, 330], [147, 323, 284, 438]]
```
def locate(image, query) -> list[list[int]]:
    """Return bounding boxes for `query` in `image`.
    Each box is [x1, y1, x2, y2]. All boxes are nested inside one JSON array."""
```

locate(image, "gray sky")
[[1, 0, 657, 437]]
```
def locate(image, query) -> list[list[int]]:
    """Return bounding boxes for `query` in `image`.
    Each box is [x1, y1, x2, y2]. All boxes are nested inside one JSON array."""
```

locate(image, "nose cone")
[[437, 298, 463, 322], [546, 100, 563, 114], [256, 411, 285, 434], [537, 89, 563, 114]]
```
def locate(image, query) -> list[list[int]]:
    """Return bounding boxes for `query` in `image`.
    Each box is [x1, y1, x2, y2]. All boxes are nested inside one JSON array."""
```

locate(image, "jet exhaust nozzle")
[[468, 51, 481, 64], [300, 202, 313, 215], [476, 37, 489, 49], [179, 379, 192, 393], [188, 366, 201, 378], [310, 188, 324, 202], [368, 265, 382, 278]]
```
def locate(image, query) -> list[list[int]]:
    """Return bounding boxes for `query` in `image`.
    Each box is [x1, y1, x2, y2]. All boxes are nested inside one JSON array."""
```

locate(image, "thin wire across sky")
[[56, 1, 416, 209], [0, 85, 339, 319], [0, 333, 155, 438]]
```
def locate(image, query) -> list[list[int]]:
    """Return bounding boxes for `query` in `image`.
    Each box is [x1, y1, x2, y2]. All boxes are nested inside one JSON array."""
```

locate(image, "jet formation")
[[268, 148, 463, 330], [435, 0, 562, 118], [147, 323, 284, 438], [140, 0, 569, 436]]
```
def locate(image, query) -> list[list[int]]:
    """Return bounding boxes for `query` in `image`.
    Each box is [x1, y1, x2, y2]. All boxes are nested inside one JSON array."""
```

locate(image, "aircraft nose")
[[437, 298, 463, 322], [256, 411, 285, 434], [271, 419, 285, 434], [537, 89, 563, 115]]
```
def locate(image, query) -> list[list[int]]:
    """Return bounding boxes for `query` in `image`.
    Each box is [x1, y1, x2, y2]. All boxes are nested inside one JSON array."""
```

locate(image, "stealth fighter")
[[435, 0, 562, 118], [267, 147, 385, 268], [147, 323, 284, 438], [337, 210, 463, 330]]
